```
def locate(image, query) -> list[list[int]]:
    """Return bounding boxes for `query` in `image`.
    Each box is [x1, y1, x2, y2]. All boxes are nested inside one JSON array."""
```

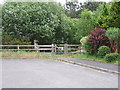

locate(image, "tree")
[[65, 1, 102, 18], [65, 1, 80, 18], [53, 14, 70, 44], [74, 9, 96, 42], [95, 1, 120, 29], [2, 2, 69, 44], [96, 2, 112, 29], [109, 1, 120, 28], [82, 2, 103, 11], [67, 18, 79, 44]]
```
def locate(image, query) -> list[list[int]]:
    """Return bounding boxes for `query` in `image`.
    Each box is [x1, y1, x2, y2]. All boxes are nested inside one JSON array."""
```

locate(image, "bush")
[[80, 36, 89, 46], [88, 28, 110, 55], [106, 27, 120, 53], [84, 40, 93, 55], [97, 46, 110, 57], [105, 53, 120, 62], [80, 36, 93, 55]]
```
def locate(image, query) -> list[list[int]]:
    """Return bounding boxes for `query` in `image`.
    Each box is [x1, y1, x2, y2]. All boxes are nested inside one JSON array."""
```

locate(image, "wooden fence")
[[0, 44, 84, 54]]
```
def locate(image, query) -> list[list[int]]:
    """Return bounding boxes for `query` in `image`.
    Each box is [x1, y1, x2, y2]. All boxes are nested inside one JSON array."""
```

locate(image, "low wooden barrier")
[[0, 44, 83, 54]]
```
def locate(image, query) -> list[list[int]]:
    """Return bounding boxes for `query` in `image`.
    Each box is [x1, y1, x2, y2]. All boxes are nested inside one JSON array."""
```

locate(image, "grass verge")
[[57, 54, 119, 65], [1, 51, 57, 59], [1, 51, 119, 65]]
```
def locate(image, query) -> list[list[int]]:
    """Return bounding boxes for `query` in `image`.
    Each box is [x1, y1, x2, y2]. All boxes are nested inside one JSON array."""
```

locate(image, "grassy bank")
[[57, 54, 119, 65], [1, 51, 57, 59]]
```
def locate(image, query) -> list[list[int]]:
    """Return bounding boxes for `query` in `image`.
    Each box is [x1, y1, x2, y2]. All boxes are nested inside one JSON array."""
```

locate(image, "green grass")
[[1, 51, 58, 59], [57, 54, 119, 65], [1, 51, 119, 65]]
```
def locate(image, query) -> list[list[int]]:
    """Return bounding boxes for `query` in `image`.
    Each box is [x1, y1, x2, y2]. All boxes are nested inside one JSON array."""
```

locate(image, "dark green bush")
[[97, 46, 110, 57], [105, 53, 120, 62]]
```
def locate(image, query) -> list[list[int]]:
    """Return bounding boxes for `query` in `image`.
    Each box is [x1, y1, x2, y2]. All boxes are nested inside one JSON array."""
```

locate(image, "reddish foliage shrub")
[[88, 28, 110, 55]]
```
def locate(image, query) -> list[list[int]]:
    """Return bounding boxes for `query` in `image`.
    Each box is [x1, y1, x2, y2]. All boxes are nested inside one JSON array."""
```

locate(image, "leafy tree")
[[109, 1, 120, 28], [65, 1, 102, 18], [0, 4, 2, 45], [2, 33, 31, 45], [96, 2, 112, 29], [95, 1, 120, 29], [67, 18, 79, 43], [53, 14, 70, 44], [82, 2, 103, 11], [74, 9, 96, 42], [2, 2, 69, 44], [65, 1, 80, 18]]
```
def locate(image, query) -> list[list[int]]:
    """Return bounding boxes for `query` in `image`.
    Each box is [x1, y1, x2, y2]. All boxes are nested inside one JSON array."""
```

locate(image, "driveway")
[[2, 59, 118, 88]]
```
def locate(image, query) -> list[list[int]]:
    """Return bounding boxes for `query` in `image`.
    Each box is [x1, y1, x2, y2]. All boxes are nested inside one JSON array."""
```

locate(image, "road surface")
[[2, 59, 118, 88]]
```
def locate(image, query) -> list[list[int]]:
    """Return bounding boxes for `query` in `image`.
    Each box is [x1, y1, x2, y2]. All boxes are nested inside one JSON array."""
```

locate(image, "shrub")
[[97, 46, 110, 57], [80, 36, 93, 55], [80, 36, 89, 46], [105, 53, 120, 62], [106, 27, 120, 53], [84, 39, 93, 55], [88, 28, 110, 55]]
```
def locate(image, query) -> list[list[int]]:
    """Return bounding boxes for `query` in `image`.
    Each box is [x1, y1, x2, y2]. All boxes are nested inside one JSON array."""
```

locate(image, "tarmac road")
[[2, 59, 118, 88]]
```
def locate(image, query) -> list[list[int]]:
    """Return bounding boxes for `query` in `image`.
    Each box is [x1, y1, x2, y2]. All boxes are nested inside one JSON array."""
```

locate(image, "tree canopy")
[[2, 2, 69, 44], [2, 1, 120, 46]]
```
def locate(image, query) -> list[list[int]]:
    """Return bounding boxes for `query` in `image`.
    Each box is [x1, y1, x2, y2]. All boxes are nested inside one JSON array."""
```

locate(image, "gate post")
[[51, 44, 54, 54], [34, 40, 39, 52], [54, 44, 57, 54], [64, 43, 68, 54], [17, 45, 20, 52]]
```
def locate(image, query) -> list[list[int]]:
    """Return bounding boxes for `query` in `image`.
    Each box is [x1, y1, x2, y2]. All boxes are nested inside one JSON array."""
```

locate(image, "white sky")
[[0, 0, 112, 4], [0, 0, 4, 4], [56, 0, 112, 4]]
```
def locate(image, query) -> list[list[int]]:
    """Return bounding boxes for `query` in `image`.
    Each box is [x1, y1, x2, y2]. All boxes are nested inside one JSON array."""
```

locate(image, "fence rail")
[[0, 44, 83, 54]]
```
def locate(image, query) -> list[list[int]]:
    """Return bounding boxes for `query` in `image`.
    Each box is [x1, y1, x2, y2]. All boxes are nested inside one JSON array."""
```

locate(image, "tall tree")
[[109, 1, 120, 28], [74, 9, 96, 42], [65, 1, 102, 18], [96, 2, 112, 29], [65, 1, 80, 18], [82, 2, 103, 11]]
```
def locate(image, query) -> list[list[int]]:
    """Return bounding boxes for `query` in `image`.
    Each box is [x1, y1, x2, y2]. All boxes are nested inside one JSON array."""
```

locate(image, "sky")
[[56, 0, 112, 4], [0, 0, 113, 4]]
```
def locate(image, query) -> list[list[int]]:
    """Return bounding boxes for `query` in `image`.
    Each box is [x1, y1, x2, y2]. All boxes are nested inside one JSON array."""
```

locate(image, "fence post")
[[54, 44, 57, 54], [34, 43, 39, 52], [17, 45, 20, 52], [51, 44, 54, 54], [79, 45, 81, 53], [64, 43, 68, 54], [34, 40, 39, 52]]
